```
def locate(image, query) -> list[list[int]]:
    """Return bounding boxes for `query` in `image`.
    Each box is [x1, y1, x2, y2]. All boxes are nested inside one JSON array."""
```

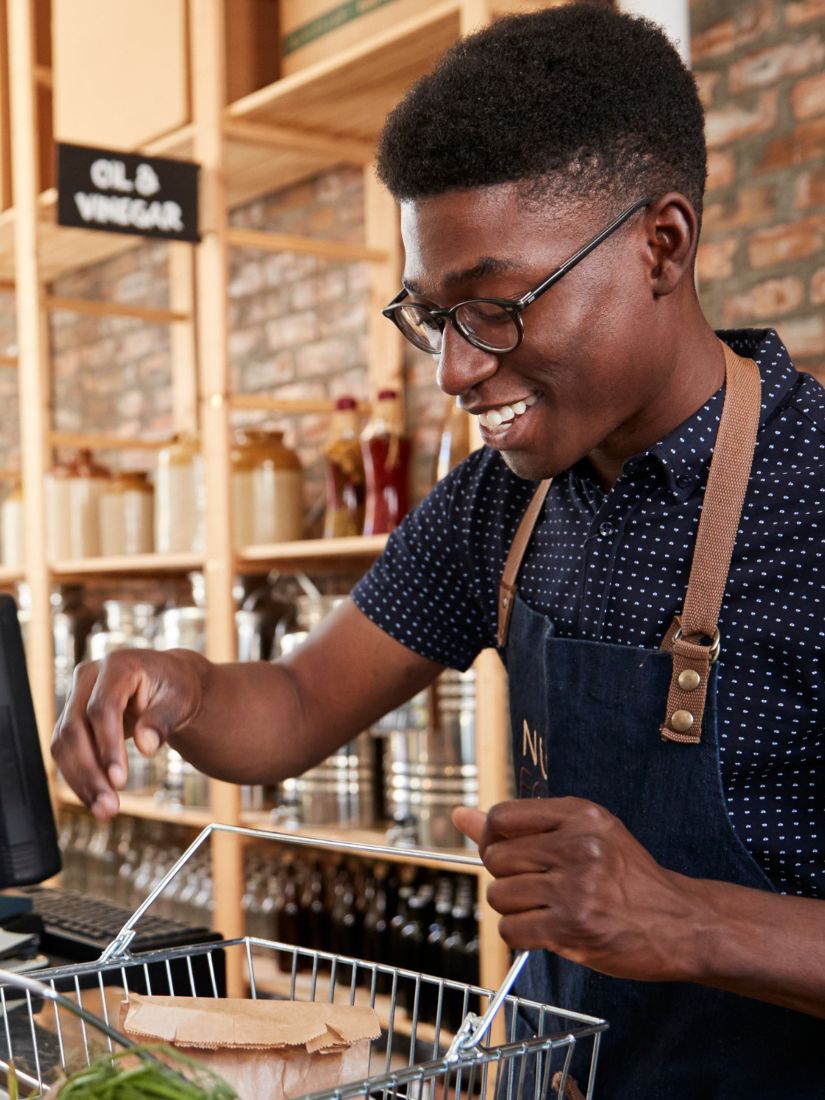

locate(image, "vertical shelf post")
[[457, 0, 512, 997], [364, 167, 403, 399], [189, 0, 244, 988], [8, 0, 55, 761]]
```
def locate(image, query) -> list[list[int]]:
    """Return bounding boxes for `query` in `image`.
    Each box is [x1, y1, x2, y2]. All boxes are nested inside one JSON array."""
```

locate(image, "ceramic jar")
[[154, 435, 205, 554], [99, 471, 154, 556], [0, 482, 24, 567]]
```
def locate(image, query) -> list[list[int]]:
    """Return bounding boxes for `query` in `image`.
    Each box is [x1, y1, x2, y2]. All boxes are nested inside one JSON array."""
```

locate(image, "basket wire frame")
[[0, 823, 607, 1099]]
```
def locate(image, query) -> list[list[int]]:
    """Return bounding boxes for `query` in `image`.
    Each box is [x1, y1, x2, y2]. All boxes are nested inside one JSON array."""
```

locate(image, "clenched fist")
[[453, 798, 705, 984]]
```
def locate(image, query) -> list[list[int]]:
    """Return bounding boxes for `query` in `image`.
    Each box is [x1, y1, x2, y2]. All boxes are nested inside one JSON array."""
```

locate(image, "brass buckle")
[[673, 618, 721, 663]]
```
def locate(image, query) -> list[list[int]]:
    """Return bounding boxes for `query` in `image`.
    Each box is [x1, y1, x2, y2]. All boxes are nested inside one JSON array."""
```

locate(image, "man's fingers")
[[486, 797, 615, 839], [85, 657, 142, 788], [51, 703, 119, 819], [451, 806, 487, 845]]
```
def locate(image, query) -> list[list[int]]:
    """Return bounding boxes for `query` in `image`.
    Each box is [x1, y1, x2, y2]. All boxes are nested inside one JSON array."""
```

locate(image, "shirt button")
[[599, 522, 615, 538], [676, 473, 692, 489]]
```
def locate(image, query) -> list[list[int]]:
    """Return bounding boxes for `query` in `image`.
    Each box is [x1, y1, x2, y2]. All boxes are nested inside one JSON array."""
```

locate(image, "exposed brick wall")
[[1, 2, 823, 500], [693, 0, 825, 382]]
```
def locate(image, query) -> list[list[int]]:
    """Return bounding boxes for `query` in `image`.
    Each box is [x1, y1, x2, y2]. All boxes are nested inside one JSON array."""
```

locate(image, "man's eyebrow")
[[403, 256, 528, 296]]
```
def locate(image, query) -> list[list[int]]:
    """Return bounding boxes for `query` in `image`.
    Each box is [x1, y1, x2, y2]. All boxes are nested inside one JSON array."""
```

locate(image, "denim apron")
[[498, 346, 824, 1098]]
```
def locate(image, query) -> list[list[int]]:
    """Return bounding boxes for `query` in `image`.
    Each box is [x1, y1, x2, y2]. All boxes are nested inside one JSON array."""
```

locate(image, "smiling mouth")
[[477, 393, 538, 430]]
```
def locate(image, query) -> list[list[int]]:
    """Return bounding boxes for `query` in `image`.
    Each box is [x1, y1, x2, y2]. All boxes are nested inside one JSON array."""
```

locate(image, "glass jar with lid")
[[67, 449, 111, 559], [154, 435, 205, 554], [248, 429, 304, 545], [0, 482, 24, 567], [99, 471, 154, 556]]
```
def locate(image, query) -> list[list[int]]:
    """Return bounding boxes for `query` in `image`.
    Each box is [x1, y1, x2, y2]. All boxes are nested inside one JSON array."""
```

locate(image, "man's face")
[[400, 184, 668, 482]]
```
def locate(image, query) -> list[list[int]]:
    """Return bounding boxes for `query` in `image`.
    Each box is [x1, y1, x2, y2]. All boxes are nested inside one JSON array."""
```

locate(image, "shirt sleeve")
[[352, 452, 496, 671]]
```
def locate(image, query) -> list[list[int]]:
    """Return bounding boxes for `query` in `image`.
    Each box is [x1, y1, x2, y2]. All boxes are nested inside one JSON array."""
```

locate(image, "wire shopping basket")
[[0, 824, 607, 1100]]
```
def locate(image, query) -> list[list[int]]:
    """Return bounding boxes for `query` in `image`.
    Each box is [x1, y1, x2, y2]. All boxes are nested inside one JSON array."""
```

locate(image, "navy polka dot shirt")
[[353, 329, 825, 899]]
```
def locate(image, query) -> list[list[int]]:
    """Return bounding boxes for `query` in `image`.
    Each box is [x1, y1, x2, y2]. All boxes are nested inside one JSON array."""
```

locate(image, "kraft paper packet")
[[119, 994, 381, 1100]]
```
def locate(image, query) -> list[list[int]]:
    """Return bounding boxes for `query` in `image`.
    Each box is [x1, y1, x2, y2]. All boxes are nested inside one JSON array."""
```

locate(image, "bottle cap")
[[377, 389, 398, 400], [335, 396, 358, 410]]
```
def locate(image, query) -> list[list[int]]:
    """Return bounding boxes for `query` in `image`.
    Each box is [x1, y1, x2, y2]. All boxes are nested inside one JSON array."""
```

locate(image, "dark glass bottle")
[[399, 883, 434, 1013], [425, 877, 455, 1023], [442, 879, 475, 1031], [277, 861, 303, 972]]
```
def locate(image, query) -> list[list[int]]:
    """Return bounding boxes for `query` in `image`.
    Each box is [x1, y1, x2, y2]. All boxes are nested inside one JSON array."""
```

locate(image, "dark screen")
[[0, 595, 62, 888]]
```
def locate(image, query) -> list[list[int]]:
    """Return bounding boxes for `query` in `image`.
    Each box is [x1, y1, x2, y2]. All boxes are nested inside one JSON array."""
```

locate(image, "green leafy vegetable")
[[53, 1044, 237, 1100]]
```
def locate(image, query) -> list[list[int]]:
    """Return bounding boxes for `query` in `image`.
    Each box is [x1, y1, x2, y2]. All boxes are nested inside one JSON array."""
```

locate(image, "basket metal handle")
[[98, 822, 531, 1057]]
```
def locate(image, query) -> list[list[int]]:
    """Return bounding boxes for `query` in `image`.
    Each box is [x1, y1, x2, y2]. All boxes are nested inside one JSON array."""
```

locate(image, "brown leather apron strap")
[[496, 478, 552, 647], [660, 343, 762, 743]]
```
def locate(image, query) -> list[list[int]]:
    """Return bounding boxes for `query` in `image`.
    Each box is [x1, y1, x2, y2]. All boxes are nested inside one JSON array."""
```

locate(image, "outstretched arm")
[[54, 598, 443, 819]]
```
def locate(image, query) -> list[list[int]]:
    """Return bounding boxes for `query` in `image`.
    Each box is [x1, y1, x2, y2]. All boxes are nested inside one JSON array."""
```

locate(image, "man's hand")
[[52, 648, 208, 821], [453, 798, 705, 984]]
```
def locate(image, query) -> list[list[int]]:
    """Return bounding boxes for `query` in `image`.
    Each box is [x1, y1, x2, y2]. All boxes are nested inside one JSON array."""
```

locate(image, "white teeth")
[[478, 394, 538, 430]]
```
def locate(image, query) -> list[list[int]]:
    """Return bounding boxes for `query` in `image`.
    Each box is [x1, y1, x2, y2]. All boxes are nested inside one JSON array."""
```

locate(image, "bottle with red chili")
[[360, 389, 411, 535]]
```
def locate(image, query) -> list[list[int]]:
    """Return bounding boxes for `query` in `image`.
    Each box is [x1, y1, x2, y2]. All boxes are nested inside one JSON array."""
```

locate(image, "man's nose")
[[435, 324, 499, 396]]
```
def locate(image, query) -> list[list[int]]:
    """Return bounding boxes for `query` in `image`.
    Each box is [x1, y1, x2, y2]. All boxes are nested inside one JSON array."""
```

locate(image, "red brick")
[[730, 35, 825, 92], [776, 313, 825, 357], [705, 91, 777, 148], [697, 239, 738, 281], [757, 115, 825, 170], [703, 184, 777, 233], [786, 0, 825, 26], [722, 277, 805, 323], [692, 1, 776, 61], [749, 216, 825, 266], [792, 70, 825, 119], [706, 149, 737, 191], [793, 167, 825, 207], [811, 267, 825, 304]]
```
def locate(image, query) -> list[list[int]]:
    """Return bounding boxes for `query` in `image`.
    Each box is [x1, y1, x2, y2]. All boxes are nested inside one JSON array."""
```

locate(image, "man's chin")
[[499, 449, 569, 482]]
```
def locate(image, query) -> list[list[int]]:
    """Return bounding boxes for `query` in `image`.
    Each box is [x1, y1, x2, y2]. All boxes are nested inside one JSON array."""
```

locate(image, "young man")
[[54, 4, 824, 1096]]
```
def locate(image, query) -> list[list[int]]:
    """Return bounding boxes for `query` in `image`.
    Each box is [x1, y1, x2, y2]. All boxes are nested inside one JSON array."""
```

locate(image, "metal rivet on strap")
[[670, 710, 695, 732], [678, 669, 701, 691]]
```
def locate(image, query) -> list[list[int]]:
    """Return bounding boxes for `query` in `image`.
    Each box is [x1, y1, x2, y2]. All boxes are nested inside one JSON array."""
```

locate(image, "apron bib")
[[498, 345, 825, 1098]]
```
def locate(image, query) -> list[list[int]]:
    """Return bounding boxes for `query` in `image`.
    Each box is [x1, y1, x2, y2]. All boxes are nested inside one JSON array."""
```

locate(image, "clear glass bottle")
[[361, 389, 411, 535]]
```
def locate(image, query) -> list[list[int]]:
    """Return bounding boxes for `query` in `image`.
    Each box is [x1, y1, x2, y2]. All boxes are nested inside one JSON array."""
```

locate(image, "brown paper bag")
[[119, 994, 381, 1100]]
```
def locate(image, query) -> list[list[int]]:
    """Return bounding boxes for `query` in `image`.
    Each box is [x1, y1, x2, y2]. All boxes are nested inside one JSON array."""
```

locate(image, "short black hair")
[[377, 2, 707, 217]]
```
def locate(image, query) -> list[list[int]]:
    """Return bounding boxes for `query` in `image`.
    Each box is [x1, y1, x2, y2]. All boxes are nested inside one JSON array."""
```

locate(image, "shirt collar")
[[645, 328, 799, 500]]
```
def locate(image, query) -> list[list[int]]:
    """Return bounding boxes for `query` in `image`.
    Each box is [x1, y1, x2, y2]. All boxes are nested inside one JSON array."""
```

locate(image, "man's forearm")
[[167, 657, 353, 785], [680, 875, 825, 1018]]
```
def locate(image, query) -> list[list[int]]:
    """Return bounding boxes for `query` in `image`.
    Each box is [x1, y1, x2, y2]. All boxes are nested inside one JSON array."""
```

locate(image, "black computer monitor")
[[0, 594, 61, 889]]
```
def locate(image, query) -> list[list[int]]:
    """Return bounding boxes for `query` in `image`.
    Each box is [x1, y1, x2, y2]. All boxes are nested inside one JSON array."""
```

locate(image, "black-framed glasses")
[[382, 196, 651, 355]]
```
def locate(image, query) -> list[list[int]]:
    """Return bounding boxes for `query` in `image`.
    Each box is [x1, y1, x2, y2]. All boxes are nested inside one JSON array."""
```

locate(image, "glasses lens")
[[394, 305, 444, 353], [455, 301, 520, 352]]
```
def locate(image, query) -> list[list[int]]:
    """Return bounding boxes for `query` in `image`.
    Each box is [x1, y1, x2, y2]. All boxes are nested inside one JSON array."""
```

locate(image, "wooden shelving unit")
[[1, 0, 541, 998]]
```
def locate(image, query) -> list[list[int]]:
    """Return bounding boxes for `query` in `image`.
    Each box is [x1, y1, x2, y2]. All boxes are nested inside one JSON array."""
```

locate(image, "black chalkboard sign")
[[57, 143, 199, 243]]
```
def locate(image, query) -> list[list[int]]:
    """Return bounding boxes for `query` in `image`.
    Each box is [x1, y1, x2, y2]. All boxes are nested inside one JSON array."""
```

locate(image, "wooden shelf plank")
[[237, 534, 387, 566], [57, 784, 213, 828], [44, 296, 189, 324], [241, 814, 481, 876], [0, 566, 24, 585], [50, 430, 175, 451], [230, 394, 370, 415], [0, 4, 465, 283], [50, 551, 204, 577]]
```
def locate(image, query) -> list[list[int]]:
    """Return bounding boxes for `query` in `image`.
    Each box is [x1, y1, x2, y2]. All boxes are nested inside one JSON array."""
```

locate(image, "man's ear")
[[644, 193, 698, 297]]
